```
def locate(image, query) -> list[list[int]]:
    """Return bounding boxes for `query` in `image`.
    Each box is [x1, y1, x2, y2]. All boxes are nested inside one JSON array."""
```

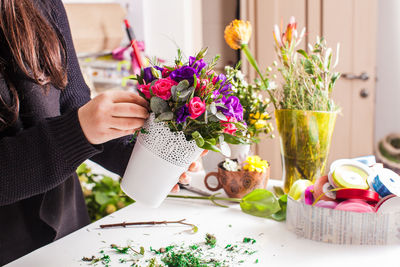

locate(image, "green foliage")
[[205, 233, 217, 248], [225, 66, 273, 143], [77, 163, 134, 222], [150, 97, 170, 115], [271, 36, 341, 111]]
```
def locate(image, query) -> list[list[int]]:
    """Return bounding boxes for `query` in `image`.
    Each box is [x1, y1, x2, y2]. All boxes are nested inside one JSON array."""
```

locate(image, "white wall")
[[63, 0, 203, 64], [375, 0, 400, 143], [139, 0, 203, 64]]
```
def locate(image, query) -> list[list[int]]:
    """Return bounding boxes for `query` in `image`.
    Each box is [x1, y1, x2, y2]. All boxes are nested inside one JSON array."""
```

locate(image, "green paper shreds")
[[190, 245, 199, 250], [205, 233, 216, 248], [110, 244, 129, 254], [161, 251, 208, 267], [243, 237, 256, 244], [151, 245, 175, 254]]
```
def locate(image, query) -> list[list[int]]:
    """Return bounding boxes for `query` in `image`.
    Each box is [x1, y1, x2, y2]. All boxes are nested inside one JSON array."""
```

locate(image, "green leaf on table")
[[273, 186, 285, 197], [240, 189, 281, 218], [271, 194, 288, 221], [150, 97, 170, 114]]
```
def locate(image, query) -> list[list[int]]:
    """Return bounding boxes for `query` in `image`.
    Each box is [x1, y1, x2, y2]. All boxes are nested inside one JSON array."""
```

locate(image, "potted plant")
[[204, 155, 270, 198], [202, 65, 274, 173], [225, 17, 340, 192], [122, 48, 250, 207]]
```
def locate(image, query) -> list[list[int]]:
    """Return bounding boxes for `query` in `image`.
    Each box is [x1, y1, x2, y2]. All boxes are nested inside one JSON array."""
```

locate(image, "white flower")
[[268, 81, 277, 90], [223, 159, 240, 171]]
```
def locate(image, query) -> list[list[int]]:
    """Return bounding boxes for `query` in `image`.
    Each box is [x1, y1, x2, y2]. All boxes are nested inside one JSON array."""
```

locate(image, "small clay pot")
[[204, 162, 270, 198]]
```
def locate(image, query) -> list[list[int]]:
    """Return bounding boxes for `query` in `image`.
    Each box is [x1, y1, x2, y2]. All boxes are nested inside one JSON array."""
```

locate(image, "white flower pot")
[[121, 114, 203, 208], [202, 144, 251, 174]]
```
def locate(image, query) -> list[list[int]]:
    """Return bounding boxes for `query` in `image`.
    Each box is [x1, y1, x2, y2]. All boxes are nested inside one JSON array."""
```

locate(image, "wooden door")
[[241, 0, 377, 179]]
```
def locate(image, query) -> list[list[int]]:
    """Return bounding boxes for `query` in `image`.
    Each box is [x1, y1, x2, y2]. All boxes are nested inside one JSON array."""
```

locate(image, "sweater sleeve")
[[0, 109, 102, 206], [52, 0, 134, 176]]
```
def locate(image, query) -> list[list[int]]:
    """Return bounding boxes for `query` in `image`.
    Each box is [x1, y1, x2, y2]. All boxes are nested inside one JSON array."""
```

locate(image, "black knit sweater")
[[0, 0, 134, 264]]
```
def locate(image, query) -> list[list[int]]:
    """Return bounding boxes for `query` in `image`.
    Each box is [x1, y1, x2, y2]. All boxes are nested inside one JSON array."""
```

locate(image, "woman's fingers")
[[200, 150, 209, 157], [171, 184, 180, 193], [108, 117, 146, 130], [188, 161, 201, 172], [106, 128, 137, 140], [111, 103, 149, 119], [109, 90, 149, 108], [179, 172, 191, 184], [78, 90, 151, 144]]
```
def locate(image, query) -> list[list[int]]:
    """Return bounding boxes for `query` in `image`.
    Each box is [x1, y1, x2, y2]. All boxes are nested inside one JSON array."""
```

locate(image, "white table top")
[[6, 172, 400, 267]]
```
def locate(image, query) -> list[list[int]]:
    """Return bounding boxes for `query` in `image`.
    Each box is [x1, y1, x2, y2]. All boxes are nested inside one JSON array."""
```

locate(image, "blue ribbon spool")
[[372, 168, 400, 198]]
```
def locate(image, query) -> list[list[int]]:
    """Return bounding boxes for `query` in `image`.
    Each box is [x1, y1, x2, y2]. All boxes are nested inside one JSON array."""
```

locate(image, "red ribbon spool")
[[336, 188, 380, 203]]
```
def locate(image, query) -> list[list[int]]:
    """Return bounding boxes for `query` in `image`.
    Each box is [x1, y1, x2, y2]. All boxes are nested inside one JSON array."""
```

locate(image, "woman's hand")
[[78, 91, 149, 144], [171, 150, 209, 193]]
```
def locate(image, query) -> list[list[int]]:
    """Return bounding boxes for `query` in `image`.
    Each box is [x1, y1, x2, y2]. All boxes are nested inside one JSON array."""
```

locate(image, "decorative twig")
[[100, 219, 197, 233]]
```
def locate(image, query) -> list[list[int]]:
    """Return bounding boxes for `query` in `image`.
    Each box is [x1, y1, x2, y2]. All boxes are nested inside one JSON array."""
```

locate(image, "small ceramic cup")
[[204, 161, 270, 198]]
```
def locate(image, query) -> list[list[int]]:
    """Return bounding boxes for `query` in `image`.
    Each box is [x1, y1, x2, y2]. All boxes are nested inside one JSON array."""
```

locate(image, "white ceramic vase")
[[121, 114, 203, 208]]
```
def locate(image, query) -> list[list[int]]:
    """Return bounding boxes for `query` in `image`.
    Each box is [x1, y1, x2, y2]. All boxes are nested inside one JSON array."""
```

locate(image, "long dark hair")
[[0, 0, 67, 129]]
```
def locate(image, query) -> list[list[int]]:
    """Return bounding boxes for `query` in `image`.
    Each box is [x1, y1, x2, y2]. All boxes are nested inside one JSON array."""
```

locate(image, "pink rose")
[[221, 116, 237, 135], [138, 84, 151, 99], [152, 78, 177, 100], [188, 97, 206, 119]]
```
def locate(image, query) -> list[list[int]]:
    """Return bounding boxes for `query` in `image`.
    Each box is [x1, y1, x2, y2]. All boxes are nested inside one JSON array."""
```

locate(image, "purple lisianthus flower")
[[213, 73, 227, 85], [143, 67, 156, 83], [154, 66, 164, 72], [170, 66, 197, 86], [219, 82, 233, 95], [176, 105, 190, 124], [212, 73, 232, 96], [189, 56, 207, 74], [216, 95, 243, 121]]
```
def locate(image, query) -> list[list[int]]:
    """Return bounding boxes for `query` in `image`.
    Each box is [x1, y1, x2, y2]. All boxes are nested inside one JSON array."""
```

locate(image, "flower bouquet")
[[202, 65, 274, 173], [225, 18, 340, 192], [121, 48, 249, 207]]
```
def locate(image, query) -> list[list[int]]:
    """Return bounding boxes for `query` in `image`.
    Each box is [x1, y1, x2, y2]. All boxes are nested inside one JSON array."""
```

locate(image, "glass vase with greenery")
[[225, 17, 340, 192]]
